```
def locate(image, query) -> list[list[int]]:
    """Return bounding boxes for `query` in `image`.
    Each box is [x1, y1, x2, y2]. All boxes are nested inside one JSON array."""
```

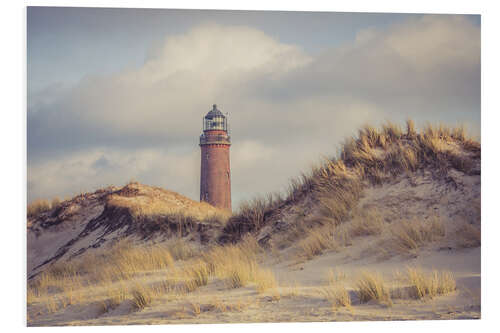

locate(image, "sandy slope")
[[27, 169, 480, 326], [27, 190, 109, 278], [27, 183, 227, 279], [28, 247, 480, 326]]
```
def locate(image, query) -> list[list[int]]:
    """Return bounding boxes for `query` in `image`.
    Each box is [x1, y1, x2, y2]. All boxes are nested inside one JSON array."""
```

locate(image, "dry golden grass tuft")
[[327, 268, 347, 284], [222, 194, 283, 242], [389, 217, 445, 255], [189, 301, 202, 316], [356, 272, 392, 306], [51, 196, 62, 208], [180, 260, 211, 293], [405, 267, 456, 299], [268, 289, 282, 302], [297, 228, 337, 260], [60, 284, 85, 306], [201, 236, 254, 284], [28, 194, 80, 219], [27, 199, 52, 217], [130, 285, 153, 310], [295, 209, 385, 260], [347, 209, 384, 237], [255, 268, 278, 293], [210, 297, 229, 313], [189, 260, 210, 287], [321, 269, 351, 309], [225, 260, 258, 289], [322, 285, 351, 309], [104, 282, 128, 307], [27, 284, 41, 306], [98, 297, 122, 316], [236, 197, 270, 230], [167, 238, 198, 261], [122, 243, 174, 271], [197, 234, 278, 293], [207, 297, 254, 313], [44, 296, 61, 314]]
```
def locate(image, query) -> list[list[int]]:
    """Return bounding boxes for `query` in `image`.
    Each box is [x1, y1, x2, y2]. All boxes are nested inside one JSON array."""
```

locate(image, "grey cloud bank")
[[27, 11, 480, 207]]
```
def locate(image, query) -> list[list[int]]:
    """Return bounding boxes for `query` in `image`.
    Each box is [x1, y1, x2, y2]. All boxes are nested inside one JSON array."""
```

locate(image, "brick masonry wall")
[[200, 140, 231, 211]]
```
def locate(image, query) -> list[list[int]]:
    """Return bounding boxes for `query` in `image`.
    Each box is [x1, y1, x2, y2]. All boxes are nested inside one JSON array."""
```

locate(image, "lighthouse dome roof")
[[205, 104, 225, 119]]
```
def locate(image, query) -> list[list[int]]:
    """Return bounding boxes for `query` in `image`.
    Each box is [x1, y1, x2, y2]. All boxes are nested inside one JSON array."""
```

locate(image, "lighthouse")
[[199, 104, 232, 211]]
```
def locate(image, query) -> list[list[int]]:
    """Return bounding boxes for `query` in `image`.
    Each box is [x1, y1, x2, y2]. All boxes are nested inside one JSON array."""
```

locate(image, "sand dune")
[[27, 122, 481, 326]]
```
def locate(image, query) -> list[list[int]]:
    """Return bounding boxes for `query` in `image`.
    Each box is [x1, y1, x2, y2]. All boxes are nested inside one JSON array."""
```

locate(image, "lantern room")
[[203, 104, 228, 132]]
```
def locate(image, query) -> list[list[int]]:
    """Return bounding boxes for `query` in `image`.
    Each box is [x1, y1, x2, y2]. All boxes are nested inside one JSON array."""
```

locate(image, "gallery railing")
[[199, 134, 231, 145]]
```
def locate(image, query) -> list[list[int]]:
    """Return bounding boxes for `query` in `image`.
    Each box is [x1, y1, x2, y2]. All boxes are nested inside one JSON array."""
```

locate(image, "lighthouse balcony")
[[199, 133, 231, 145]]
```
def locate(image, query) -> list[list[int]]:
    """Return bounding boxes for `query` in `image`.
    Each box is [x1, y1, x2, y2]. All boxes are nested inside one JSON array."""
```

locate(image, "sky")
[[27, 7, 481, 207]]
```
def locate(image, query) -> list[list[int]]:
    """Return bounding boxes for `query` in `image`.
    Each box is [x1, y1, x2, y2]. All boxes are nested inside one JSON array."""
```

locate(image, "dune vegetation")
[[27, 121, 481, 325], [27, 235, 280, 320], [224, 121, 479, 242]]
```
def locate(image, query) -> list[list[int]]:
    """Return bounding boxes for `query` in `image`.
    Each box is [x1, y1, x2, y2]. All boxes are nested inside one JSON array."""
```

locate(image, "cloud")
[[252, 15, 480, 118], [28, 23, 312, 158], [27, 148, 199, 202], [27, 16, 480, 205]]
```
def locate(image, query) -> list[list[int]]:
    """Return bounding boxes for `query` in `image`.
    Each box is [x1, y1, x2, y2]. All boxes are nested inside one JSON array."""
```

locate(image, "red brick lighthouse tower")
[[199, 104, 232, 211]]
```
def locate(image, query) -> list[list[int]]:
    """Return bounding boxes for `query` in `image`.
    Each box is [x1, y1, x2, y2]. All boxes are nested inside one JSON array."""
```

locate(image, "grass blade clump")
[[356, 272, 392, 306], [406, 267, 456, 299]]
